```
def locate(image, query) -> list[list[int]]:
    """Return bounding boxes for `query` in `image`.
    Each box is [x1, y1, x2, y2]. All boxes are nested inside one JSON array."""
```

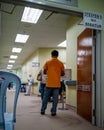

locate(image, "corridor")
[[6, 90, 103, 130]]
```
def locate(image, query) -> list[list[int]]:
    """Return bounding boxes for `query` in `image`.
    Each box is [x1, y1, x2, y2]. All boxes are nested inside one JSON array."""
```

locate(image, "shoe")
[[24, 94, 30, 96], [48, 99, 53, 102], [41, 111, 45, 115], [51, 113, 56, 116]]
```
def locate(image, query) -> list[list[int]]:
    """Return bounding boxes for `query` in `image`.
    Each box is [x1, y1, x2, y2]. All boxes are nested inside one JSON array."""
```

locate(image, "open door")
[[77, 28, 94, 122]]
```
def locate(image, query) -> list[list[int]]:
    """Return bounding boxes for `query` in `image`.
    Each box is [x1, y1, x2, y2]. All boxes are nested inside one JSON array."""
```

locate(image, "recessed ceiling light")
[[7, 67, 12, 69], [7, 64, 13, 69], [7, 64, 13, 67], [21, 7, 43, 24], [12, 48, 22, 53], [15, 34, 29, 43], [10, 55, 18, 59], [9, 60, 15, 63]]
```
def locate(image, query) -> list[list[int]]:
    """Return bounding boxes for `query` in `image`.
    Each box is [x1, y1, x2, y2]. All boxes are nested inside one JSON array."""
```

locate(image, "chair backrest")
[[0, 71, 21, 129]]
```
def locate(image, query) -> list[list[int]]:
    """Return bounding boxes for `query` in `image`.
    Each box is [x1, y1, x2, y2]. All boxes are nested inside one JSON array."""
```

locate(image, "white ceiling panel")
[[0, 3, 69, 70]]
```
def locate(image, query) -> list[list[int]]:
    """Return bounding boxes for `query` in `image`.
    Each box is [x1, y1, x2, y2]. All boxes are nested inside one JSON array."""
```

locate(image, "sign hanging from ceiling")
[[83, 11, 103, 30], [46, 0, 78, 7]]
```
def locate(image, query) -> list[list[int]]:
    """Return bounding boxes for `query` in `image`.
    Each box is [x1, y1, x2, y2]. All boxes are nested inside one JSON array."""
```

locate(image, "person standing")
[[37, 69, 47, 100], [37, 69, 53, 102], [40, 50, 65, 116], [25, 74, 34, 96]]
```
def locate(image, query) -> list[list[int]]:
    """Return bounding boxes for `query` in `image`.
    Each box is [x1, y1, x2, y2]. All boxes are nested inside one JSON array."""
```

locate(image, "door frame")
[[0, 0, 103, 127], [95, 30, 102, 127], [92, 29, 102, 127]]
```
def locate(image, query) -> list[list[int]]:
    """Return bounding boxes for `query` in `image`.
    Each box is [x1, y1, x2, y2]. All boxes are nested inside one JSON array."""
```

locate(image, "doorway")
[[0, 0, 102, 127], [77, 28, 102, 127], [77, 28, 93, 122]]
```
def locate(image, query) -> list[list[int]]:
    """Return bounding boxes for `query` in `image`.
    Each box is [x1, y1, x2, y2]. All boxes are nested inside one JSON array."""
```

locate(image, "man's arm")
[[61, 70, 65, 76], [61, 63, 65, 76]]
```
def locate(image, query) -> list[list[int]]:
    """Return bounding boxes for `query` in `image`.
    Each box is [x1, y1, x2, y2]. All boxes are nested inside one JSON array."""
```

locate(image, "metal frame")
[[0, 0, 83, 17], [95, 30, 102, 127]]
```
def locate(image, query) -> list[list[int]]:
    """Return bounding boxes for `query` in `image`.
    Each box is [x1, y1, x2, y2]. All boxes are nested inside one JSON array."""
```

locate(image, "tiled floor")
[[5, 91, 104, 130]]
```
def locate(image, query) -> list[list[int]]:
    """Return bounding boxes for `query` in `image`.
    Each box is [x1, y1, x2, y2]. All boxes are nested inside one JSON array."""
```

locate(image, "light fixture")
[[7, 67, 12, 69], [12, 48, 22, 53], [58, 40, 66, 47], [7, 65, 13, 67], [21, 7, 43, 24], [7, 64, 13, 69], [10, 55, 18, 59], [9, 60, 15, 63], [15, 34, 29, 43]]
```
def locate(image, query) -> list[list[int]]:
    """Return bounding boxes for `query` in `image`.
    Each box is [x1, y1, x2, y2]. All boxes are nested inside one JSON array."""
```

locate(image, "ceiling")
[[0, 2, 69, 70]]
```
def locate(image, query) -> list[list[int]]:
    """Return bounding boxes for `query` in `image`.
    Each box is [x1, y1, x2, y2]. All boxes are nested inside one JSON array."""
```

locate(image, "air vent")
[[3, 56, 9, 58]]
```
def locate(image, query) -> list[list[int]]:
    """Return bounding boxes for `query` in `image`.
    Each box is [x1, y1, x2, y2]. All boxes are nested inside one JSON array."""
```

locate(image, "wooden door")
[[77, 28, 93, 122]]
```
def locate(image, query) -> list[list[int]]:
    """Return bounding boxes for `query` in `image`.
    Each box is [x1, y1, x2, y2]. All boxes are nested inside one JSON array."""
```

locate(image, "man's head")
[[51, 50, 59, 58]]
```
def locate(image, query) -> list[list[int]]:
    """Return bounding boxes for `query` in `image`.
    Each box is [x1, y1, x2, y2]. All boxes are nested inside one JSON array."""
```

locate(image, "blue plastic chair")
[[0, 71, 21, 130]]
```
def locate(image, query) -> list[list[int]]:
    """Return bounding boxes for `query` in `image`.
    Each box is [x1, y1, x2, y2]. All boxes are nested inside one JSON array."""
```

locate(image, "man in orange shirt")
[[41, 50, 65, 116]]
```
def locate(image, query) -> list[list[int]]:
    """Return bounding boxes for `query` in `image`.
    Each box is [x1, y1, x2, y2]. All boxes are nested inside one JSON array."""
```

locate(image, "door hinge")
[[93, 74, 96, 81], [93, 36, 96, 46], [93, 109, 96, 117]]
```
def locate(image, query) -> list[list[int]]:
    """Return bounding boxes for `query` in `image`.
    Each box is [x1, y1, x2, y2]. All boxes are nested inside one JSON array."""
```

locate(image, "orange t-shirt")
[[43, 58, 65, 88]]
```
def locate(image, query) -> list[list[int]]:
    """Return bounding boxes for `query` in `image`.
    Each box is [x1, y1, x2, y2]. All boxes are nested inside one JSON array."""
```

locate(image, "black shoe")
[[51, 113, 56, 116], [41, 111, 45, 115], [24, 94, 30, 96], [48, 99, 53, 102]]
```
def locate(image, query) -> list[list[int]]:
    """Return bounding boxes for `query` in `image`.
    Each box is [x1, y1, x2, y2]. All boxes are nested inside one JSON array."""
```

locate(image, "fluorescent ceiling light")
[[21, 7, 43, 24], [7, 67, 12, 69], [15, 34, 29, 43], [12, 48, 22, 53], [10, 55, 18, 59], [9, 60, 15, 63], [58, 40, 66, 47], [8, 65, 13, 67], [7, 64, 13, 69]]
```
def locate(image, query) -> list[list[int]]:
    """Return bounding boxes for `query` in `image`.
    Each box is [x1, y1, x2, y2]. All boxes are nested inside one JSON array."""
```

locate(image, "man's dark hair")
[[51, 50, 59, 57]]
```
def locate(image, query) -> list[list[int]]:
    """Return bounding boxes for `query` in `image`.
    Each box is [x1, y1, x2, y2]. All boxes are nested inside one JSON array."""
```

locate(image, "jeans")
[[41, 87, 59, 114], [39, 83, 45, 100]]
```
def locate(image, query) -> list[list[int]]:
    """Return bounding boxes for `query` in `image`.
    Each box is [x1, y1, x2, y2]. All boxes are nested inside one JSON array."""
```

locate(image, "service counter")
[[65, 80, 77, 108], [31, 82, 39, 95]]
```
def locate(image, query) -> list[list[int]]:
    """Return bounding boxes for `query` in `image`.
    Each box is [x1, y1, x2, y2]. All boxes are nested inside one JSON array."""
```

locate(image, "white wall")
[[78, 0, 104, 127], [38, 48, 66, 68], [66, 0, 104, 127], [66, 16, 85, 79], [21, 48, 66, 94], [65, 16, 85, 107]]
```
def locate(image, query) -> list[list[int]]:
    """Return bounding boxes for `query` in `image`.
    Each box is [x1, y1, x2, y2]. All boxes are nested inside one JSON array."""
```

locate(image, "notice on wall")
[[32, 62, 40, 67], [61, 69, 72, 81], [83, 11, 103, 30], [46, 0, 78, 7], [77, 85, 91, 92]]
